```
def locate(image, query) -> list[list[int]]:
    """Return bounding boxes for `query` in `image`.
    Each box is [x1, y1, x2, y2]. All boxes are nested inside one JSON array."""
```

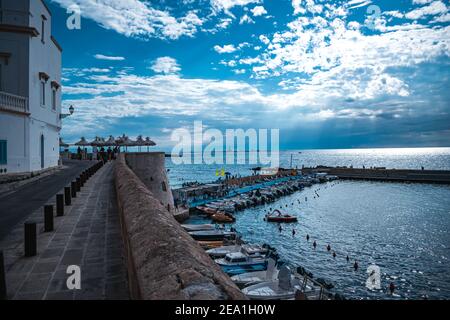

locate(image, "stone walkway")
[[0, 162, 129, 300]]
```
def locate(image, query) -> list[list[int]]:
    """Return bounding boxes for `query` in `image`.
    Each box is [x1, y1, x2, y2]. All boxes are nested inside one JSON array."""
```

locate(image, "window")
[[41, 16, 46, 43], [41, 81, 46, 106], [52, 88, 56, 110], [0, 140, 7, 165]]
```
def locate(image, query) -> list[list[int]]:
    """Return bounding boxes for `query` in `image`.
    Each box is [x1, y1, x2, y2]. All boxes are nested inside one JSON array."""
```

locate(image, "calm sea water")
[[167, 148, 450, 300]]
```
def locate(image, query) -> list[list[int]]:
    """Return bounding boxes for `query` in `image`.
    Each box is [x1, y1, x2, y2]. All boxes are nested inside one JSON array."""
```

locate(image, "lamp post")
[[60, 105, 75, 119]]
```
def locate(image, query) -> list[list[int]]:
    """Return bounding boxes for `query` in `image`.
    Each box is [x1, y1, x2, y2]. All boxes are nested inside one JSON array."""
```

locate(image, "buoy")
[[389, 282, 395, 295], [313, 241, 317, 249], [327, 244, 331, 252], [354, 261, 359, 271], [333, 251, 336, 259], [346, 255, 350, 262], [306, 234, 310, 241]]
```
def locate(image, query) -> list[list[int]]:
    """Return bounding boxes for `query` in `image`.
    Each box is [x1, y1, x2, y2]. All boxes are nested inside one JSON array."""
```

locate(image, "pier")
[[302, 166, 450, 184]]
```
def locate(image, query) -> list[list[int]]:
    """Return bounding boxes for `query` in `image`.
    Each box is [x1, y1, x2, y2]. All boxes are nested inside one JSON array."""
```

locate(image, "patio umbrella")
[[74, 137, 89, 146], [135, 135, 146, 152], [118, 136, 136, 152], [90, 136, 106, 147], [144, 137, 156, 152], [59, 137, 69, 148], [105, 135, 116, 147]]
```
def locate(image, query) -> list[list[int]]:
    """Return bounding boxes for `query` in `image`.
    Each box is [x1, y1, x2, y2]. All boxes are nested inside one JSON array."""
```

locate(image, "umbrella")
[[74, 137, 89, 146], [90, 136, 105, 147], [144, 137, 156, 152], [117, 135, 136, 152], [135, 135, 146, 152], [59, 137, 69, 148]]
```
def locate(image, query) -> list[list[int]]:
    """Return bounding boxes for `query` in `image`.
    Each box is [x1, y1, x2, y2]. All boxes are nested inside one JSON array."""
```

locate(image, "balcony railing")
[[0, 91, 29, 115]]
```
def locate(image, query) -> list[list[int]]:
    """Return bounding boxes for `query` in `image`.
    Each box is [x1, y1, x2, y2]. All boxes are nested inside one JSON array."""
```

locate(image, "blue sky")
[[48, 0, 450, 150]]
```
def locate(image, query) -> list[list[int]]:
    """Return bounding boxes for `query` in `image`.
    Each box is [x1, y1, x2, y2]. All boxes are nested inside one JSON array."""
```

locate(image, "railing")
[[0, 91, 29, 114]]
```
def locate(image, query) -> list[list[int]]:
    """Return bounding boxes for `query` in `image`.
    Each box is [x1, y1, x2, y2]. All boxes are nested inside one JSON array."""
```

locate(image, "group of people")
[[76, 146, 120, 163]]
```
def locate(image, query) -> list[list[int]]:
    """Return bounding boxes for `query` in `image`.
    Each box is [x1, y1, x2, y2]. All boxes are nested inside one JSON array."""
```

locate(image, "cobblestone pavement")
[[0, 162, 129, 300]]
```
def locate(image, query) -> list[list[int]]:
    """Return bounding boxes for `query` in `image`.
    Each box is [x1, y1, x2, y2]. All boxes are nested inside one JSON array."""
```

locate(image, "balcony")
[[0, 91, 29, 115]]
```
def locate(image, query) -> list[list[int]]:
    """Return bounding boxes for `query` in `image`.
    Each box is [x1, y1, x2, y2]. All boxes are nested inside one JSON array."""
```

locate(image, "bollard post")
[[44, 205, 54, 232], [56, 194, 64, 217], [0, 250, 7, 300], [64, 187, 71, 206], [80, 173, 85, 187], [76, 178, 81, 191], [24, 222, 37, 257], [71, 181, 77, 198]]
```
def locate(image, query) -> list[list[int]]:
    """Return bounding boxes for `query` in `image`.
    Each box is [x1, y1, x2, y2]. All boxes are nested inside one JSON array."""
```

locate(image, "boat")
[[215, 252, 268, 276], [206, 244, 270, 259], [242, 266, 305, 300], [211, 212, 236, 223], [189, 230, 236, 241], [181, 224, 216, 232], [196, 206, 217, 216], [231, 259, 279, 287], [197, 240, 224, 250], [265, 210, 298, 223]]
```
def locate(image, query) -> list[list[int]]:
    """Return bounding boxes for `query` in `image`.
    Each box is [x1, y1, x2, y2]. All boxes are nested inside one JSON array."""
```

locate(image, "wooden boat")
[[197, 240, 224, 249], [196, 206, 218, 216], [211, 212, 236, 223], [189, 230, 236, 241], [265, 210, 298, 223], [181, 224, 216, 232]]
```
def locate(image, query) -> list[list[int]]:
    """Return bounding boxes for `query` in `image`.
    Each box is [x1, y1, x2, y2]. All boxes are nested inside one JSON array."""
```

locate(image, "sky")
[[48, 0, 450, 150]]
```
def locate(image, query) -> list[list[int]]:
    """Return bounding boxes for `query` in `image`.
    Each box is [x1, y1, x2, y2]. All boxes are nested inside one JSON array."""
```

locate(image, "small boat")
[[207, 244, 270, 259], [197, 240, 224, 250], [231, 259, 279, 287], [211, 212, 236, 223], [265, 210, 298, 223], [182, 224, 216, 232], [215, 252, 268, 276], [189, 230, 236, 241], [242, 266, 305, 300], [196, 206, 217, 216]]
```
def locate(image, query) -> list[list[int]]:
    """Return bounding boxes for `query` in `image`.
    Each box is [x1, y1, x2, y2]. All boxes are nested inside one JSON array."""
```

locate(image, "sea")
[[166, 148, 450, 300]]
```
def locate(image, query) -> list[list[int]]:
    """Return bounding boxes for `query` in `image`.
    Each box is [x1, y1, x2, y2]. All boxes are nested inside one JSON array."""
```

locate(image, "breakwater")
[[114, 153, 245, 300], [302, 166, 450, 184]]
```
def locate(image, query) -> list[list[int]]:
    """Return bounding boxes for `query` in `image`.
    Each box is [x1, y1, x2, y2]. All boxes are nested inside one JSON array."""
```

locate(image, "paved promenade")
[[0, 162, 129, 300], [0, 160, 96, 240]]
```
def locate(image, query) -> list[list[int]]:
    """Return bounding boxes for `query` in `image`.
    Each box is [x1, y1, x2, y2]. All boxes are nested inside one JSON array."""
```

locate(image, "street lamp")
[[60, 105, 75, 119]]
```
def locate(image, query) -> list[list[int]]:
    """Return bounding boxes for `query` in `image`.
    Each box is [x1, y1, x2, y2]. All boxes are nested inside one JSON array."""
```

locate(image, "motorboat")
[[265, 210, 298, 223], [242, 266, 306, 300], [189, 230, 236, 241], [196, 206, 217, 216], [181, 224, 216, 232], [231, 259, 279, 287], [206, 244, 270, 259], [215, 252, 268, 276], [211, 212, 236, 223]]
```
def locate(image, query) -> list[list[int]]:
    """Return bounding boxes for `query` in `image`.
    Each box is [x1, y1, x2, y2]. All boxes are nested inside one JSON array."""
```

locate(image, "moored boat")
[[182, 224, 216, 232], [211, 212, 236, 223], [206, 244, 270, 259], [265, 210, 298, 223], [189, 230, 236, 241], [215, 252, 268, 275], [231, 259, 278, 287]]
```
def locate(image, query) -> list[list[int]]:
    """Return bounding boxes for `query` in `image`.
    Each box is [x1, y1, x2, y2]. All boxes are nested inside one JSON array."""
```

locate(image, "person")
[[313, 241, 317, 249], [333, 251, 337, 259], [279, 225, 283, 233], [107, 147, 112, 161], [306, 234, 310, 241], [292, 229, 296, 237], [77, 146, 82, 160], [389, 282, 395, 295], [354, 261, 359, 271], [346, 255, 350, 262], [327, 244, 331, 252]]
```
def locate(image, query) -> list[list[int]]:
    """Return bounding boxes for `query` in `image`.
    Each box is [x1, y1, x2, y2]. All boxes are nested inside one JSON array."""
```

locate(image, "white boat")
[[231, 259, 279, 287], [242, 266, 313, 300], [215, 252, 268, 275], [206, 244, 269, 259], [182, 224, 216, 232]]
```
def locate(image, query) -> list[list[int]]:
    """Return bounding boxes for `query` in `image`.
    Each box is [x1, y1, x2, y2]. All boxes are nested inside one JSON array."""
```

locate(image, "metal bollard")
[[24, 222, 37, 257], [76, 178, 81, 191], [56, 194, 64, 217], [0, 250, 7, 300], [64, 187, 72, 206], [44, 205, 54, 232], [71, 181, 77, 198]]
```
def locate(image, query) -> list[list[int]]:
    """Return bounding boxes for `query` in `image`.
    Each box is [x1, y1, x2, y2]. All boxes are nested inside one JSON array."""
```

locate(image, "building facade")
[[0, 0, 62, 174]]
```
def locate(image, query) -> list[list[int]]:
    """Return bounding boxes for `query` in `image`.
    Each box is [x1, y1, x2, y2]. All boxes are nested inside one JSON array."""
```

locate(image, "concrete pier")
[[302, 166, 450, 184]]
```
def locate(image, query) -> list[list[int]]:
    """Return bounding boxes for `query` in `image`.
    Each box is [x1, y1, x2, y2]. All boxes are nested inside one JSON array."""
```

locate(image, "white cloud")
[[150, 57, 181, 74], [214, 44, 238, 53], [239, 14, 255, 24], [211, 0, 261, 13], [251, 6, 267, 16], [94, 54, 125, 61], [405, 1, 448, 20], [52, 0, 204, 40]]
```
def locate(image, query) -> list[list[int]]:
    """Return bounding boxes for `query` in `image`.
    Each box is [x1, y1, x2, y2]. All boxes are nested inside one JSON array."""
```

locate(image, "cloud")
[[211, 0, 261, 13], [214, 44, 238, 53], [52, 0, 204, 40], [405, 1, 448, 20], [251, 6, 267, 16], [239, 14, 255, 24], [150, 57, 181, 74], [94, 54, 125, 61]]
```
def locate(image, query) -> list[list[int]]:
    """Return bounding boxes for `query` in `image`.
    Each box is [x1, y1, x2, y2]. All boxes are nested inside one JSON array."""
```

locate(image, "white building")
[[0, 0, 62, 174]]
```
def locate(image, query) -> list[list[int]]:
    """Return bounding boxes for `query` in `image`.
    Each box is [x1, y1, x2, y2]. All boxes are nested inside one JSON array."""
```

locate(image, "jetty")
[[302, 166, 450, 184]]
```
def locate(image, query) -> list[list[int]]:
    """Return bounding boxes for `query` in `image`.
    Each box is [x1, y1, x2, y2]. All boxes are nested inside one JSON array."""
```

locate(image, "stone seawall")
[[114, 154, 245, 300]]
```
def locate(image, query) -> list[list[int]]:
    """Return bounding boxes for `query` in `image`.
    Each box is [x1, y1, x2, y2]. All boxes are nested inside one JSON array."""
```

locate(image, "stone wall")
[[114, 154, 246, 300]]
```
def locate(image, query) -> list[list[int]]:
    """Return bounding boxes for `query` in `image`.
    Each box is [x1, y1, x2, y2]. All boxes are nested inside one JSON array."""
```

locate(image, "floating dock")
[[302, 166, 450, 184]]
